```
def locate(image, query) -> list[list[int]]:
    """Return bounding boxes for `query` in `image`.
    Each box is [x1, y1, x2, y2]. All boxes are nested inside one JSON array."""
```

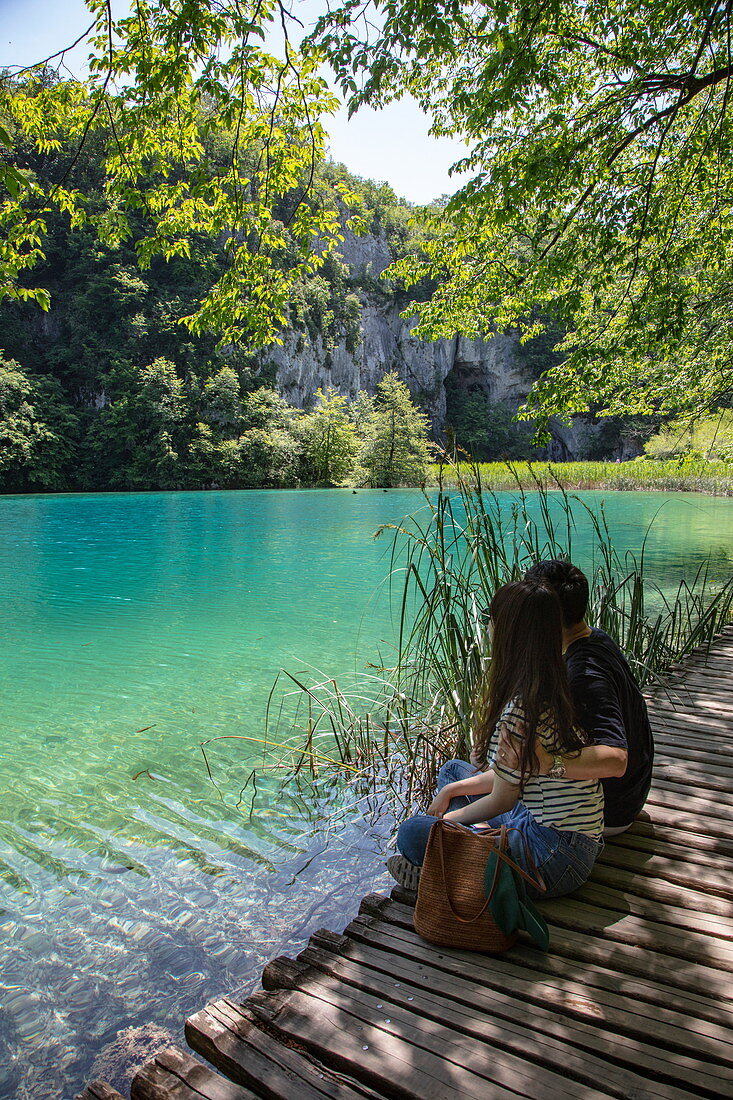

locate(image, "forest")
[[4, 1, 733, 491], [0, 105, 441, 492]]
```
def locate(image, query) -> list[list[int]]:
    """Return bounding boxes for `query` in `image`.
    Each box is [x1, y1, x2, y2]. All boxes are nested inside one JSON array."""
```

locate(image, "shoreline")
[[426, 459, 733, 497], [3, 459, 733, 497]]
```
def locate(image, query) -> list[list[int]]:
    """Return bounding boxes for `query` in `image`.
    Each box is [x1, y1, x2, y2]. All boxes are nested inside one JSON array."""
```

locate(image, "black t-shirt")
[[565, 628, 654, 828]]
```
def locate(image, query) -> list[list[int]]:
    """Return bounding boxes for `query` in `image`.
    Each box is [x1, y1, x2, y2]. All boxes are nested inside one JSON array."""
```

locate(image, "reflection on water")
[[0, 488, 732, 1097]]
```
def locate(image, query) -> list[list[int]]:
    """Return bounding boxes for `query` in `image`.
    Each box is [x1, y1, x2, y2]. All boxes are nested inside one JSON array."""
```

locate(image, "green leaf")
[[484, 854, 522, 934], [517, 898, 550, 951]]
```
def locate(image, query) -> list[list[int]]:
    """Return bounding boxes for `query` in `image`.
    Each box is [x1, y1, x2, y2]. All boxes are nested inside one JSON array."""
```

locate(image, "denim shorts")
[[396, 758, 603, 900]]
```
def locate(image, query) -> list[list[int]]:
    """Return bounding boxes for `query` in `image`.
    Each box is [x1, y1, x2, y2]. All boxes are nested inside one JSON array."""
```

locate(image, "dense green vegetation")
[[644, 413, 733, 462], [3, 2, 732, 441], [0, 85, 438, 492], [319, 1, 733, 429], [0, 341, 432, 491]]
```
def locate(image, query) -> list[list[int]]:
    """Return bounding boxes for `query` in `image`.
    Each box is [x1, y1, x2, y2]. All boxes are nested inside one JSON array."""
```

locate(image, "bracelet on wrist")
[[548, 755, 566, 780]]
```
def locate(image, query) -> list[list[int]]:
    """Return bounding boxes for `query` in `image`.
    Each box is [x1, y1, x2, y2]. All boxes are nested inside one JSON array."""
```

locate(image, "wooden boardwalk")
[[81, 628, 733, 1100]]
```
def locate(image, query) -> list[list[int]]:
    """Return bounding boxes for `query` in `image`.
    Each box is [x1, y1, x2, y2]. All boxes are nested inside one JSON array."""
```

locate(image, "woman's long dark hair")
[[473, 579, 585, 786]]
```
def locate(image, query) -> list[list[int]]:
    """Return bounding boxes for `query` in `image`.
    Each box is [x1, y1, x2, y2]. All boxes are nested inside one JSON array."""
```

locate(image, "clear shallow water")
[[1, 487, 732, 1098]]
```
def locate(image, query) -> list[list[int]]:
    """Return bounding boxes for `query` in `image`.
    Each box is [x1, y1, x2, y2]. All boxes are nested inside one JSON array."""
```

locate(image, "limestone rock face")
[[333, 229, 393, 276], [263, 228, 625, 459], [269, 228, 533, 435], [271, 300, 463, 433], [451, 334, 528, 405]]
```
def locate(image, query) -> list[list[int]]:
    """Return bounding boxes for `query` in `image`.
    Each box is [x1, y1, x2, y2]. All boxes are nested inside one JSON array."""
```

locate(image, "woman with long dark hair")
[[390, 579, 604, 898]]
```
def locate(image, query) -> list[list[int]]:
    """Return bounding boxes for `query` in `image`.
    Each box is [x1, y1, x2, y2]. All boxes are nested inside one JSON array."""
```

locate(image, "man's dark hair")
[[524, 559, 589, 627]]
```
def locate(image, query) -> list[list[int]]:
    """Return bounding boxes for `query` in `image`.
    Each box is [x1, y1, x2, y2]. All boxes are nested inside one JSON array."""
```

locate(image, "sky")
[[0, 0, 470, 204]]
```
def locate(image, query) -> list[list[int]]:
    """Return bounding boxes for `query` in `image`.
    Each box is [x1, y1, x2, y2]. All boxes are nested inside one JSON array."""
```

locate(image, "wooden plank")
[[655, 708, 733, 731], [652, 741, 733, 767], [651, 740, 733, 768], [587, 862, 733, 923], [652, 683, 733, 707], [651, 694, 733, 715], [186, 999, 381, 1100], [344, 912, 733, 1040], [650, 689, 733, 711], [653, 762, 733, 794], [306, 928, 733, 1065], [650, 766, 733, 798], [544, 919, 733, 1003], [131, 1046, 260, 1100], [665, 656, 733, 673], [258, 960, 636, 1099], [594, 847, 733, 905], [602, 833, 733, 874], [647, 734, 726, 761], [657, 680, 733, 703], [355, 897, 733, 1018], [649, 724, 733, 750], [246, 984, 612, 1100], [657, 672, 733, 695], [608, 819, 733, 860], [650, 702, 733, 729], [641, 797, 733, 840], [527, 896, 733, 975], [651, 725, 733, 752], [77, 1084, 125, 1100], [652, 744, 733, 775], [268, 946, 733, 1099], [645, 784, 733, 819]]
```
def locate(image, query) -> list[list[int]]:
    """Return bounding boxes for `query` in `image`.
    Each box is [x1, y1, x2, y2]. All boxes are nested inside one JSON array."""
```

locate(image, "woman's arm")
[[427, 768, 495, 816], [443, 772, 519, 826]]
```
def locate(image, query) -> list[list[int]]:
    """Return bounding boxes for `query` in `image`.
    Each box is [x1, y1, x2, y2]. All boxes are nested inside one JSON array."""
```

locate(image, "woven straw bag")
[[413, 820, 543, 953]]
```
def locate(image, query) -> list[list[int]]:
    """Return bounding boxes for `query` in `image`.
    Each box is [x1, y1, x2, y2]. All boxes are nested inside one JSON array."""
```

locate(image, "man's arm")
[[498, 729, 628, 779]]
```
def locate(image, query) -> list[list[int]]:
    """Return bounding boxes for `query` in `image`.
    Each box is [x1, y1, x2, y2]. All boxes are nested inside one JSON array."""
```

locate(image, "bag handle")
[[435, 821, 498, 924], [437, 821, 546, 919], [475, 823, 547, 894]]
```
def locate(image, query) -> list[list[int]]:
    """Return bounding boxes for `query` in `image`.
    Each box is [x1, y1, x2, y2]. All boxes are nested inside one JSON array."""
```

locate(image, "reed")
[[252, 458, 733, 810], [427, 457, 733, 495]]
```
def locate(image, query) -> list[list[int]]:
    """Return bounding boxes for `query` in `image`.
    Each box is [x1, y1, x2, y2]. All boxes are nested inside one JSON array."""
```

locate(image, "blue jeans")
[[397, 759, 602, 900]]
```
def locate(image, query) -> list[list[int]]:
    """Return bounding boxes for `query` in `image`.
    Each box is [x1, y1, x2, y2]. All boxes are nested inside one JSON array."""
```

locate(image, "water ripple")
[[1, 488, 733, 1097]]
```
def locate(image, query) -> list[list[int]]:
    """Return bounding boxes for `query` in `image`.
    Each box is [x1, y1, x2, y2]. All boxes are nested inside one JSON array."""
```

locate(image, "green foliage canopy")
[[6, 1, 726, 429], [315, 0, 733, 425], [644, 410, 733, 459], [0, 0, 361, 344]]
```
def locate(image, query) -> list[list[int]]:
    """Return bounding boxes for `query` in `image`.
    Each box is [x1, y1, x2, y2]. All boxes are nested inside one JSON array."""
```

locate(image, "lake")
[[1, 487, 733, 1098]]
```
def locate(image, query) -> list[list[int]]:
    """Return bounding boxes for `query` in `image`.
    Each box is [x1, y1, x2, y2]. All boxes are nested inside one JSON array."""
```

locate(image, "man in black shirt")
[[512, 559, 655, 833]]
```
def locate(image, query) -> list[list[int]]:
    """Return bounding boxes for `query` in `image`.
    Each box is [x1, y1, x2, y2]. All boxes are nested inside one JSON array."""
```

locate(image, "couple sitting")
[[389, 559, 654, 900]]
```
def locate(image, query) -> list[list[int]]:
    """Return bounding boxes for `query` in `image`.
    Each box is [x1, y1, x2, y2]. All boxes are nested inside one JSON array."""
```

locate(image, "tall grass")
[[240, 459, 733, 812], [428, 457, 733, 495]]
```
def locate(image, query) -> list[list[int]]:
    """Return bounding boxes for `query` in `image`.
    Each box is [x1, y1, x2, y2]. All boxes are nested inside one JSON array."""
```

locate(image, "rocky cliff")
[[269, 228, 539, 437], [266, 228, 634, 460]]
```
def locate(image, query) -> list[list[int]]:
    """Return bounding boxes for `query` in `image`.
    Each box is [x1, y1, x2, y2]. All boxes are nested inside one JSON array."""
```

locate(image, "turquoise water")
[[1, 488, 733, 1098]]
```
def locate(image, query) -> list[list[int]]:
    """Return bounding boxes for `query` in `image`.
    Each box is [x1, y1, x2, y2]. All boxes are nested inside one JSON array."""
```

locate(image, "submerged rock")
[[87, 1023, 178, 1091]]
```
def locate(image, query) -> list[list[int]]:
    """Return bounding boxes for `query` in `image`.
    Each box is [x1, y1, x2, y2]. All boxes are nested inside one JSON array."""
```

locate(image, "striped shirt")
[[489, 698, 604, 838]]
